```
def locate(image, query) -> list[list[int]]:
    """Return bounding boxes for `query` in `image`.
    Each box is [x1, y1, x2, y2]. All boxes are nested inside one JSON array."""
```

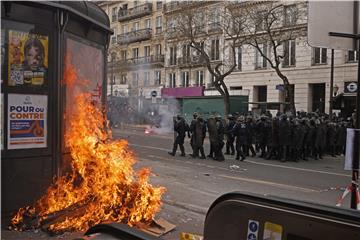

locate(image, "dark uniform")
[[168, 115, 189, 156], [278, 115, 291, 162], [214, 116, 225, 161], [191, 116, 207, 159], [232, 116, 248, 161], [225, 115, 236, 155], [207, 115, 217, 159]]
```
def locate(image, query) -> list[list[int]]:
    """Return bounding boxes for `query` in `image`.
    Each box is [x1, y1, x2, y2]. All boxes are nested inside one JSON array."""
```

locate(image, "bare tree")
[[171, 2, 249, 116], [241, 1, 307, 113]]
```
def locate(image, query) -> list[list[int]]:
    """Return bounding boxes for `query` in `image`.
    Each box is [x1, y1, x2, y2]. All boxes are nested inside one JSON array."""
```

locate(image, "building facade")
[[99, 1, 358, 117], [98, 1, 165, 113]]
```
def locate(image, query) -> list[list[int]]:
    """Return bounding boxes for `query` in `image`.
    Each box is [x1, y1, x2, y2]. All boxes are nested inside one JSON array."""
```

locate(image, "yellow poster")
[[8, 30, 48, 86]]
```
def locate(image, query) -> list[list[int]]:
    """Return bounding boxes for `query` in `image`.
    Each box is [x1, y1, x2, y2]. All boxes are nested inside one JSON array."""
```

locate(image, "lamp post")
[[110, 54, 114, 98]]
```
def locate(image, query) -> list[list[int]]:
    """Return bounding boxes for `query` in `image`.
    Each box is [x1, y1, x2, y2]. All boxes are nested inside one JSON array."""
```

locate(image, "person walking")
[[214, 115, 225, 161], [168, 115, 188, 157], [190, 115, 207, 159]]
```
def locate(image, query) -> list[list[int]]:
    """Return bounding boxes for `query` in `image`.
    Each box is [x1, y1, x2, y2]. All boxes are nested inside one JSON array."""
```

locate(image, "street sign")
[[308, 1, 359, 50], [151, 90, 157, 97]]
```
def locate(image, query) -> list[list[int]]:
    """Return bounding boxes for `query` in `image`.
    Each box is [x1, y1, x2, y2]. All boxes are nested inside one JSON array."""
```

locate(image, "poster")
[[7, 94, 47, 149], [345, 128, 360, 170], [8, 30, 48, 86]]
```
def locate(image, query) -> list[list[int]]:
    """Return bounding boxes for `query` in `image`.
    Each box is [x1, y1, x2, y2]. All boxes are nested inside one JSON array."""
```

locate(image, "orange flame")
[[11, 56, 166, 233]]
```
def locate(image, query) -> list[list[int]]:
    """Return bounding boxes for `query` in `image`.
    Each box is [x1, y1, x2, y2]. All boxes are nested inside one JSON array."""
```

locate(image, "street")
[[113, 125, 352, 239], [0, 125, 353, 240]]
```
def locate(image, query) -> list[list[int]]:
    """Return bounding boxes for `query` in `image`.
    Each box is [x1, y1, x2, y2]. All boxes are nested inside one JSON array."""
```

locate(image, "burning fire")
[[10, 57, 166, 234]]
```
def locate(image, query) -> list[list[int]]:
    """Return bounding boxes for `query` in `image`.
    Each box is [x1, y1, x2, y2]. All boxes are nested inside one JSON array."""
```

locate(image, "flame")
[[10, 57, 166, 233]]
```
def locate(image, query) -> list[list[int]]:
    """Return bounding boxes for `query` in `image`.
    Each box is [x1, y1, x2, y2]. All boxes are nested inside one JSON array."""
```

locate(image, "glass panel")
[[64, 37, 104, 149]]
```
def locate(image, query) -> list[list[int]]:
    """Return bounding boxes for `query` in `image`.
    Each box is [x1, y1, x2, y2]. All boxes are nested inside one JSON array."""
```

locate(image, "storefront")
[[1, 2, 112, 214]]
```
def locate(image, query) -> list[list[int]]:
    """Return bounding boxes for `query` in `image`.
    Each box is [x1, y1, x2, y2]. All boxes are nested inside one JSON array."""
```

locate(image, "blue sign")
[[247, 233, 257, 240], [249, 222, 258, 232]]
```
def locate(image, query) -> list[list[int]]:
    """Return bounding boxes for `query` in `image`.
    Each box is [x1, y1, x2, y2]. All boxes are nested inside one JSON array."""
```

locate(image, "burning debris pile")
[[10, 59, 166, 234]]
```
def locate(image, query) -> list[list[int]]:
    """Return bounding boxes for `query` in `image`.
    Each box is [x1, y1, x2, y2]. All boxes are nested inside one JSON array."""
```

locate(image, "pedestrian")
[[168, 115, 189, 157]]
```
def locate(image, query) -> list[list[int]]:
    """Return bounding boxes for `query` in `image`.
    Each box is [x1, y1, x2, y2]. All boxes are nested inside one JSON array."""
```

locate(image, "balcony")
[[164, 1, 211, 13], [110, 55, 164, 69], [208, 22, 222, 33], [118, 3, 152, 22], [177, 56, 206, 67], [117, 28, 152, 44]]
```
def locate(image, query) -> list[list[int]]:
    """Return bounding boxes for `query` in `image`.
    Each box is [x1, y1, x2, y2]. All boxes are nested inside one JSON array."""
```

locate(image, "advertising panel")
[[8, 30, 48, 86], [7, 94, 47, 149]]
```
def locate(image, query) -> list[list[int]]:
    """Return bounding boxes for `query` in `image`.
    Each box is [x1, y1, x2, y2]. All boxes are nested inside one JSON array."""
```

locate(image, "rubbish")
[[230, 165, 240, 170], [137, 218, 176, 237], [180, 232, 204, 240], [203, 173, 210, 176]]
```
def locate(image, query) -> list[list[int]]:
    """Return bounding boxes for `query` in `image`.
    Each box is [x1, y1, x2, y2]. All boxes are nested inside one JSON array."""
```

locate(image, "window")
[[144, 46, 151, 62], [284, 5, 297, 26], [111, 28, 117, 44], [211, 39, 220, 61], [155, 44, 162, 55], [122, 25, 128, 34], [155, 71, 161, 85], [347, 50, 358, 62], [133, 22, 139, 31], [132, 72, 139, 87], [145, 19, 151, 29], [255, 44, 267, 69], [209, 8, 221, 30], [132, 48, 139, 63], [120, 50, 127, 61], [120, 75, 127, 84], [255, 11, 266, 31], [169, 73, 176, 88], [196, 70, 204, 86], [182, 44, 191, 61], [111, 7, 117, 22], [283, 39, 296, 67], [156, 16, 162, 34], [156, 1, 163, 10], [235, 46, 242, 71], [170, 46, 177, 65], [313, 47, 327, 64], [208, 74, 216, 88], [181, 71, 189, 87], [144, 72, 150, 86]]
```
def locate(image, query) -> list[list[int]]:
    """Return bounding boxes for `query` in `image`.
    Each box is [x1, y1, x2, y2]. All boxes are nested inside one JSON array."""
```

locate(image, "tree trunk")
[[223, 93, 230, 117], [274, 67, 296, 114]]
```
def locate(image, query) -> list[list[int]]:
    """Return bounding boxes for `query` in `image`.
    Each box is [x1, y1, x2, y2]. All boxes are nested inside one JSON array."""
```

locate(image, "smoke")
[[149, 97, 181, 135]]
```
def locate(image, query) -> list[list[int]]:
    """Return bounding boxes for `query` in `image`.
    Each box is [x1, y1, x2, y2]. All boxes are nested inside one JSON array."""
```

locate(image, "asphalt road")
[[113, 126, 353, 240], [1, 125, 354, 240]]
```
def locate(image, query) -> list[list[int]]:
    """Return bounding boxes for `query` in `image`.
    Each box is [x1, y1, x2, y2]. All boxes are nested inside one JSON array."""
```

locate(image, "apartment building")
[[224, 1, 357, 116], [98, 1, 165, 112], [100, 1, 358, 117]]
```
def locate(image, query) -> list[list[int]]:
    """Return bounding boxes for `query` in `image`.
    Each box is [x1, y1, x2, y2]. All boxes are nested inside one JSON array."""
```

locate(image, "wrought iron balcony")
[[118, 3, 152, 22], [111, 55, 164, 68], [117, 28, 152, 44], [177, 56, 206, 67]]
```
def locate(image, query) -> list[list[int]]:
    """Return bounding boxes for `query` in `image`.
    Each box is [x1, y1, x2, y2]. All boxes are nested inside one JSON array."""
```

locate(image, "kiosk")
[[1, 1, 112, 215]]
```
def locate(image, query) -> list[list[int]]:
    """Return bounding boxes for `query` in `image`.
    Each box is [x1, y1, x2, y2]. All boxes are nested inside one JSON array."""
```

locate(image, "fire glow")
[[10, 57, 166, 234]]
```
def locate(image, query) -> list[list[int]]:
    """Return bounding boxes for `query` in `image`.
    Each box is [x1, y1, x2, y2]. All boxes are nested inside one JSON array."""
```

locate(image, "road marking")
[[243, 159, 350, 177], [130, 143, 349, 178], [217, 174, 318, 193]]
